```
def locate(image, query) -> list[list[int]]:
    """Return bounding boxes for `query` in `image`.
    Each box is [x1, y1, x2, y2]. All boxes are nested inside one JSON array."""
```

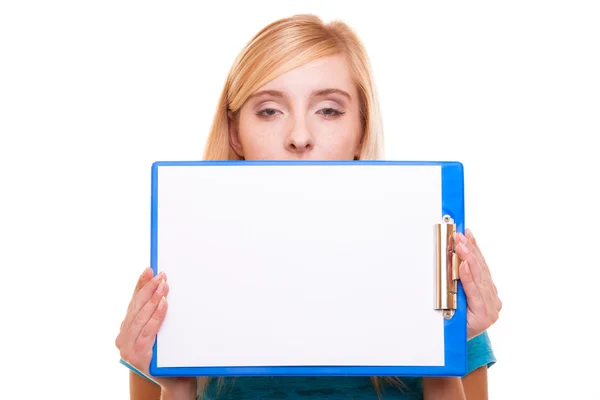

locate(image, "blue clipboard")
[[142, 160, 467, 379]]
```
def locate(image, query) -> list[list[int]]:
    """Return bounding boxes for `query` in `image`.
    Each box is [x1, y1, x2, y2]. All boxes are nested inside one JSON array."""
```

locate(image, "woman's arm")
[[129, 371, 197, 400], [460, 331, 496, 399], [422, 377, 466, 400], [129, 371, 161, 400], [461, 366, 488, 400], [422, 368, 487, 400], [159, 379, 197, 400]]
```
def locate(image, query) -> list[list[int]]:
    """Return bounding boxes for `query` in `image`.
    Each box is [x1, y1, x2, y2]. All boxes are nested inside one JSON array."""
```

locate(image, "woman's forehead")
[[256, 55, 357, 98]]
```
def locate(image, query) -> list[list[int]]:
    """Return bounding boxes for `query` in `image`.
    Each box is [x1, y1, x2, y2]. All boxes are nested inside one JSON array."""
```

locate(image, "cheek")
[[311, 118, 362, 156], [237, 114, 286, 158]]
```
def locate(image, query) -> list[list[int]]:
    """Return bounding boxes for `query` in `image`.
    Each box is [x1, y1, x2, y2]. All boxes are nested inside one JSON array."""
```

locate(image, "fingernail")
[[154, 271, 165, 281], [459, 233, 468, 243], [158, 296, 166, 311], [156, 279, 165, 294], [466, 228, 473, 238], [141, 267, 151, 277], [459, 243, 469, 254]]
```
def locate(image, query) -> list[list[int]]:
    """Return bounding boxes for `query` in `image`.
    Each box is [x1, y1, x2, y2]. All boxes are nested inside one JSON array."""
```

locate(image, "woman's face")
[[229, 55, 363, 160]]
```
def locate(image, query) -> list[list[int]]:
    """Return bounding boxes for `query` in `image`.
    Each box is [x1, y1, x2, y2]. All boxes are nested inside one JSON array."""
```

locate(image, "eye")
[[256, 108, 282, 118], [317, 108, 345, 118]]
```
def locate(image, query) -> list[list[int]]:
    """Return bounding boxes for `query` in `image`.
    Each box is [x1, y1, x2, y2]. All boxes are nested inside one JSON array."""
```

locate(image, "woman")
[[115, 14, 501, 400]]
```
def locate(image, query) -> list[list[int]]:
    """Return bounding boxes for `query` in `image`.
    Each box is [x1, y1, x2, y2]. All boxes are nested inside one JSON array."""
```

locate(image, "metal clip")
[[435, 215, 460, 319]]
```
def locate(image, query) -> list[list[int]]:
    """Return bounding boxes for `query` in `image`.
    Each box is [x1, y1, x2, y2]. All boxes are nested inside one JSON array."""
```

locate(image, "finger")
[[120, 267, 154, 332], [464, 230, 491, 279], [133, 267, 154, 296], [130, 296, 169, 373], [460, 260, 497, 340], [456, 240, 501, 319], [123, 278, 170, 360], [465, 228, 477, 245], [455, 241, 497, 304], [455, 241, 485, 285], [123, 271, 167, 333], [456, 232, 486, 269], [459, 260, 486, 316], [456, 232, 498, 295]]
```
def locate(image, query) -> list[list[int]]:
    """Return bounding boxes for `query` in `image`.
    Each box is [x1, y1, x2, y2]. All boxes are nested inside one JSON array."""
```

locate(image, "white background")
[[1, 1, 598, 399]]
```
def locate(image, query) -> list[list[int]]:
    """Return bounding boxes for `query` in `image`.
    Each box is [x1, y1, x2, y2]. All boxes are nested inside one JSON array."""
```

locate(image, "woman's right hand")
[[115, 267, 197, 399]]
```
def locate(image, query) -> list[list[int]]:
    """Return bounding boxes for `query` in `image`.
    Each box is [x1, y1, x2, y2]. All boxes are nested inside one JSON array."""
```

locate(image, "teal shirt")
[[199, 332, 496, 400]]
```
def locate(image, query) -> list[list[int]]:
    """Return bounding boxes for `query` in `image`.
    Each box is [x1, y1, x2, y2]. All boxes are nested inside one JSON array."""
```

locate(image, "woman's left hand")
[[454, 229, 502, 340]]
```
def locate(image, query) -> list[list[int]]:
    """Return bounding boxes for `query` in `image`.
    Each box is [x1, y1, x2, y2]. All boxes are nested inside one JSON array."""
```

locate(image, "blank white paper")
[[155, 163, 445, 368]]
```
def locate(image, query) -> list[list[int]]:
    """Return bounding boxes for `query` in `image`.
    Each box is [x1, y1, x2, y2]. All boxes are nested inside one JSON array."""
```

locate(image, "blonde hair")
[[198, 13, 398, 399]]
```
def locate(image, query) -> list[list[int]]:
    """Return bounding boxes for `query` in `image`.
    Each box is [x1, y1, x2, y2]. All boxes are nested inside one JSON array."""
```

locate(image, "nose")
[[285, 119, 314, 154]]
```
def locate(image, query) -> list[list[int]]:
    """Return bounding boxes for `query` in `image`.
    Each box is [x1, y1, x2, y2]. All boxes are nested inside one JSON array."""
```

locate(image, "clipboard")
[[147, 160, 467, 378]]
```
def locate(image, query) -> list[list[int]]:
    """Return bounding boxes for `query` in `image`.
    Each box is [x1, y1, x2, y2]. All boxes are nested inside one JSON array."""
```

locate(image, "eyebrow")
[[311, 88, 352, 101], [248, 90, 286, 100], [249, 88, 352, 101]]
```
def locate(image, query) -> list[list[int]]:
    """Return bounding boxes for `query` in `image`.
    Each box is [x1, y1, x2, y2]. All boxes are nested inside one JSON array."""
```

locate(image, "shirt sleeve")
[[466, 331, 497, 375], [119, 358, 159, 385]]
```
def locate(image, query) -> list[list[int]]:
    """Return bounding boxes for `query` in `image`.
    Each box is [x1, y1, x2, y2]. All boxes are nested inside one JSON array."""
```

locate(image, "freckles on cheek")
[[239, 123, 282, 157], [319, 126, 359, 157]]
